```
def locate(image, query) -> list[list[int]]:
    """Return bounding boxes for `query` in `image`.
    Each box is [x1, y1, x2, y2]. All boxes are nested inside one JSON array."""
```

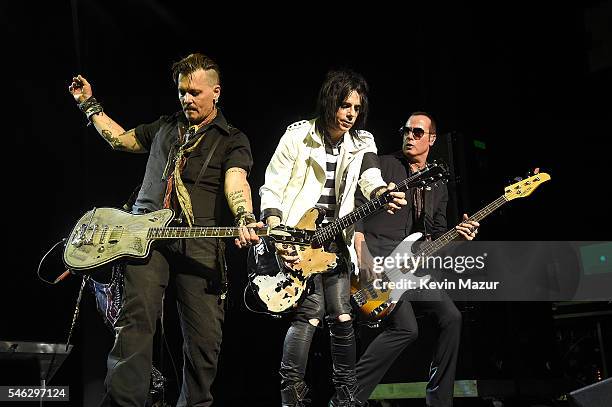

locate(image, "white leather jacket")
[[259, 119, 386, 267]]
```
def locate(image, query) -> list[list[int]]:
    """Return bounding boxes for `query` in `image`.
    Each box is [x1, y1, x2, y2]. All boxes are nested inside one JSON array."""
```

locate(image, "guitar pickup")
[[108, 226, 124, 244], [99, 225, 109, 244]]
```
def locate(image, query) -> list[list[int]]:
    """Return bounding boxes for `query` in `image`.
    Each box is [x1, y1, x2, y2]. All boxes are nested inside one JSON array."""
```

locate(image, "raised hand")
[[68, 74, 93, 103]]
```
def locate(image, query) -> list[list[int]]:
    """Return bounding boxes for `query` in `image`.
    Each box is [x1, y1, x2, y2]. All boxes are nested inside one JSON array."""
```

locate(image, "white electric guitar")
[[63, 207, 268, 271], [351, 171, 551, 322]]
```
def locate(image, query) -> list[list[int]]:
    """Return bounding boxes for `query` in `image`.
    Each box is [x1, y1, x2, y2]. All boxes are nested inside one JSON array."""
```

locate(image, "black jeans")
[[280, 260, 358, 406], [355, 289, 461, 407], [100, 241, 225, 407]]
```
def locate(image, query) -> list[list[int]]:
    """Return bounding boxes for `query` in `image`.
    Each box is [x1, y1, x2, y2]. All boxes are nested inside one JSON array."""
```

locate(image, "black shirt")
[[355, 151, 448, 258], [132, 109, 252, 226]]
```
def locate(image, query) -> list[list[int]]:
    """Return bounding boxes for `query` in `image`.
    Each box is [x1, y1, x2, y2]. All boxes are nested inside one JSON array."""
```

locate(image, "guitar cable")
[[37, 238, 71, 285], [159, 292, 181, 399]]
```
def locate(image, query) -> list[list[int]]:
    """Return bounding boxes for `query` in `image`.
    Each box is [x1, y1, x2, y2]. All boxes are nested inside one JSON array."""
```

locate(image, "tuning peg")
[[525, 168, 540, 178]]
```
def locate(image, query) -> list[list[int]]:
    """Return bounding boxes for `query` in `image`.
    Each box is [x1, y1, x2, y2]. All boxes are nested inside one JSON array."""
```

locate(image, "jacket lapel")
[[308, 121, 328, 175], [335, 132, 360, 200]]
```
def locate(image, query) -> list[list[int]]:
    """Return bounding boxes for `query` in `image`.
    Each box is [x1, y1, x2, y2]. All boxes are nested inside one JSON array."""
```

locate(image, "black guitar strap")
[[182, 133, 227, 298], [192, 134, 223, 192], [177, 133, 223, 220], [424, 187, 435, 242]]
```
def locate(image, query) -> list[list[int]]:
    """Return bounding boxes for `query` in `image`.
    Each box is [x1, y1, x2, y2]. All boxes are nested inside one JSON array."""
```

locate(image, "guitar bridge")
[[71, 207, 98, 247], [71, 224, 87, 247]]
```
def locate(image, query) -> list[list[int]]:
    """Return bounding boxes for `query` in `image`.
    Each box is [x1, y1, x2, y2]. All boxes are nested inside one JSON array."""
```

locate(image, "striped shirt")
[[316, 140, 342, 224]]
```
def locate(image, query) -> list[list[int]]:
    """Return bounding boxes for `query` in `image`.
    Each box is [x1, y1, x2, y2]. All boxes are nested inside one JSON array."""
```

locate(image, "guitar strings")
[[315, 166, 440, 244], [353, 195, 508, 299]]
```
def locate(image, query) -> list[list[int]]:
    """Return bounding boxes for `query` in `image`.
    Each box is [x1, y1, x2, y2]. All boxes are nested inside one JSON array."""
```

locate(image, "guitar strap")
[[181, 132, 227, 298], [424, 186, 435, 242], [188, 134, 223, 194], [176, 132, 223, 221], [412, 164, 435, 242]]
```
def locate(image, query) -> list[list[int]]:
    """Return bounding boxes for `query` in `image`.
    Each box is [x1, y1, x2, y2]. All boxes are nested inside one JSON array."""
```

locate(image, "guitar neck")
[[419, 195, 508, 257], [147, 227, 268, 240], [314, 174, 423, 244]]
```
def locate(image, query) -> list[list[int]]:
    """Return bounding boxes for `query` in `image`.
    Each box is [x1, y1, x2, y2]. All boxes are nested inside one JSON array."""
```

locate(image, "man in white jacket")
[[259, 70, 406, 407]]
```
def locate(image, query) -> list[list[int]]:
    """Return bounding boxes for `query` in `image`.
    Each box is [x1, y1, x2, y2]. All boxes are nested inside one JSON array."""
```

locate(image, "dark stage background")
[[2, 1, 611, 406]]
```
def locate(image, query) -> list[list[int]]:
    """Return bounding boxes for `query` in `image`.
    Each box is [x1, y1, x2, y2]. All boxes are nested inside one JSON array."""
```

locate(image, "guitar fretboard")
[[147, 227, 268, 239], [417, 195, 507, 258], [313, 167, 441, 244]]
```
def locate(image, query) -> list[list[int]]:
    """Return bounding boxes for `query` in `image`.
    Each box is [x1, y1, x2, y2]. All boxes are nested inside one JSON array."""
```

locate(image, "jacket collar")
[[178, 108, 231, 138], [308, 118, 367, 153]]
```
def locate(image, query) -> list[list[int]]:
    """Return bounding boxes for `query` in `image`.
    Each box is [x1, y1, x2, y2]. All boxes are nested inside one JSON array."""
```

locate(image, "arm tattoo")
[[228, 190, 243, 199], [101, 129, 123, 149], [229, 190, 247, 208], [228, 189, 255, 225], [226, 168, 247, 175]]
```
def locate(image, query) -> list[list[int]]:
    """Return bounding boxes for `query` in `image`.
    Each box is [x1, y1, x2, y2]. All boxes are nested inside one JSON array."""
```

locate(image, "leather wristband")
[[235, 211, 257, 227]]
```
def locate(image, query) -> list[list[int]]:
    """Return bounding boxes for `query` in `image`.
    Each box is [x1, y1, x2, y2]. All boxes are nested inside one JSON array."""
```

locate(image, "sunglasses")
[[399, 126, 431, 140]]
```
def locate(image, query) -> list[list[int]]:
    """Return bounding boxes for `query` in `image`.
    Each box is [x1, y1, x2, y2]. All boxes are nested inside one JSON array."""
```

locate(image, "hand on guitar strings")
[[235, 221, 264, 249], [275, 243, 301, 267], [357, 250, 378, 282], [354, 232, 378, 282], [377, 182, 408, 214], [262, 216, 300, 266]]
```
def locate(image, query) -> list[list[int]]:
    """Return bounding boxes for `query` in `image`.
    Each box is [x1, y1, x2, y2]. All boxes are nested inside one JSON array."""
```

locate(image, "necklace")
[[410, 162, 426, 172], [186, 106, 217, 142]]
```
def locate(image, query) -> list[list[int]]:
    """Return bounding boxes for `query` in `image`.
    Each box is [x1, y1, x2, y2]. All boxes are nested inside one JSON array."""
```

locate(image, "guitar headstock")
[[407, 161, 449, 189], [504, 172, 551, 201]]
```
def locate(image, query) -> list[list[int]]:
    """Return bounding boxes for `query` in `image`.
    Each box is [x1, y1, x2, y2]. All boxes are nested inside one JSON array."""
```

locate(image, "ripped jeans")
[[280, 260, 358, 406]]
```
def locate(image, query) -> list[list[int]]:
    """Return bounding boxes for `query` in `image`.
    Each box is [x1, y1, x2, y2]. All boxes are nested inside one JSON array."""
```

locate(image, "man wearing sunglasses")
[[349, 112, 480, 407]]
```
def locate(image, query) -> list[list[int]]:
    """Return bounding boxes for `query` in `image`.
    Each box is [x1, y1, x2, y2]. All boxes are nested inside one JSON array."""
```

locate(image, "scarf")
[[163, 109, 217, 226]]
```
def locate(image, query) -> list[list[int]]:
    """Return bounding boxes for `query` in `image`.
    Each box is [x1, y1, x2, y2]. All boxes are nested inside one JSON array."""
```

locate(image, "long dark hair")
[[315, 69, 369, 138]]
